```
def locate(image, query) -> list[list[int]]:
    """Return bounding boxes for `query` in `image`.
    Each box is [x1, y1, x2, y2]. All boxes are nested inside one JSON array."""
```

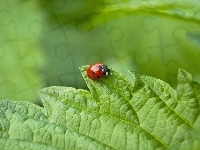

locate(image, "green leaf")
[[0, 66, 200, 149], [83, 0, 200, 28]]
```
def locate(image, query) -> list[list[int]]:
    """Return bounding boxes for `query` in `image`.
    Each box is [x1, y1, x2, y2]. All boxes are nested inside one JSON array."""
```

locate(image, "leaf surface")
[[0, 66, 200, 149]]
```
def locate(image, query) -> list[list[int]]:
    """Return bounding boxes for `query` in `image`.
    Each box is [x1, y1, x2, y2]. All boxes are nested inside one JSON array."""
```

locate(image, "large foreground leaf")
[[0, 66, 199, 149]]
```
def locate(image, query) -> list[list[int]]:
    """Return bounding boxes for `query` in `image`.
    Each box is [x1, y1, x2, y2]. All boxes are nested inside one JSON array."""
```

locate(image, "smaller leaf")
[[79, 65, 139, 125], [176, 69, 200, 130], [140, 75, 178, 109]]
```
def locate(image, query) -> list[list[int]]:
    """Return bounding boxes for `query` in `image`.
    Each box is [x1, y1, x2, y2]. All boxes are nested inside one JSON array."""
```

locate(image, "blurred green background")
[[0, 0, 200, 104]]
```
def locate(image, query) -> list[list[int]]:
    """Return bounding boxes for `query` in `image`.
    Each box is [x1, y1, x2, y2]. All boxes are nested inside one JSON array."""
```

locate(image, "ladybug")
[[87, 63, 111, 80]]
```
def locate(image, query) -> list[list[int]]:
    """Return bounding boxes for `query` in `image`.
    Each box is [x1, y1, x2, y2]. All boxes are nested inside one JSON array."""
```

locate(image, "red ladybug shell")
[[87, 63, 110, 80]]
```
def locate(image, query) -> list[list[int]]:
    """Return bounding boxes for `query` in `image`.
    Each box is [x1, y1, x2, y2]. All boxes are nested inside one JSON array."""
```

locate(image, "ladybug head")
[[100, 65, 110, 76]]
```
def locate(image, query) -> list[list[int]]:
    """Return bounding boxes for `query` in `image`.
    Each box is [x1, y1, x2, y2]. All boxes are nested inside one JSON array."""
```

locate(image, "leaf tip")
[[178, 68, 192, 81], [79, 65, 89, 72]]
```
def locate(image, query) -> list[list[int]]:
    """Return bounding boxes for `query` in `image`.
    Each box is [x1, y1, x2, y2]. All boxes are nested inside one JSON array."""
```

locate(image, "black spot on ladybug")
[[92, 71, 95, 74], [97, 76, 100, 78]]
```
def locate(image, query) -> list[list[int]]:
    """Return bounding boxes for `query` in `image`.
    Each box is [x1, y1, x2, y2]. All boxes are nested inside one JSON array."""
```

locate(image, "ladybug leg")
[[105, 72, 109, 75]]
